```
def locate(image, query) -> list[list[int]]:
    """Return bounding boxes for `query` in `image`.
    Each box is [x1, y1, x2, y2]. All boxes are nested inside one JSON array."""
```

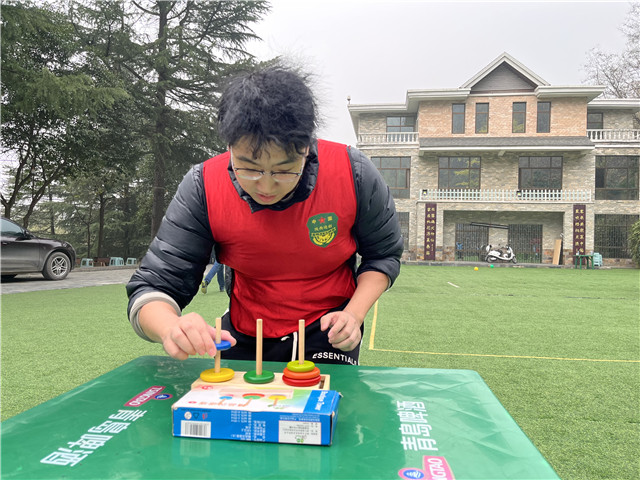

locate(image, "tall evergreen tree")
[[69, 0, 270, 238], [0, 1, 128, 227]]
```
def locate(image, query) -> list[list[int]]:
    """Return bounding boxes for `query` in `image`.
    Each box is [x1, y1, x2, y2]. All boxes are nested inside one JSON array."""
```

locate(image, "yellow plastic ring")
[[200, 367, 235, 383], [286, 360, 315, 373]]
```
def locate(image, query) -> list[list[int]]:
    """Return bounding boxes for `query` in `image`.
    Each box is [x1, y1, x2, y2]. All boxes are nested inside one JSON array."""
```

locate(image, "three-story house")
[[348, 53, 639, 266]]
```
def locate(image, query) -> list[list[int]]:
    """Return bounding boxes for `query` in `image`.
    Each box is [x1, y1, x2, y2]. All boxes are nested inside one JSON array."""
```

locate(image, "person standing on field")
[[127, 66, 403, 366]]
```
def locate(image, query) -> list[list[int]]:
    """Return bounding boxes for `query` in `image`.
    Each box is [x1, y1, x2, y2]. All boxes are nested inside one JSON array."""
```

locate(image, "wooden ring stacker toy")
[[282, 320, 321, 387], [244, 318, 275, 384], [200, 317, 235, 383]]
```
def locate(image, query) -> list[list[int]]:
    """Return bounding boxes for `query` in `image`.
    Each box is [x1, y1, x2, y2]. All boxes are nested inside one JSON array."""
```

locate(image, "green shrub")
[[629, 220, 640, 267]]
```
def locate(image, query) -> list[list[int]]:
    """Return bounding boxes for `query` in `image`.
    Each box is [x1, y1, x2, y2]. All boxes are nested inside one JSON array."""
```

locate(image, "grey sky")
[[246, 0, 633, 145]]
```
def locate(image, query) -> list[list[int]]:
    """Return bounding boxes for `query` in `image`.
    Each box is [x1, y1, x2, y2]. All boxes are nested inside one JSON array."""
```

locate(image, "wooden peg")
[[200, 316, 234, 383], [244, 318, 274, 384], [298, 319, 305, 365], [215, 316, 222, 373], [256, 318, 263, 376], [283, 319, 317, 383]]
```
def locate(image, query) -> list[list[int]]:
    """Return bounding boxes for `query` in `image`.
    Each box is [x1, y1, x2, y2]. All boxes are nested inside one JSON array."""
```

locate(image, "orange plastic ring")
[[283, 366, 320, 380]]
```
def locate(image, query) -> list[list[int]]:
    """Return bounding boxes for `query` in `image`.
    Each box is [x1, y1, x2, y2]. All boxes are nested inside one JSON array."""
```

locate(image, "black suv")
[[1, 217, 76, 280]]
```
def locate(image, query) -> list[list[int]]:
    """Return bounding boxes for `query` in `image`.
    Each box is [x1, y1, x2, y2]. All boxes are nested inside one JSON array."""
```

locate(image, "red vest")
[[203, 140, 357, 337]]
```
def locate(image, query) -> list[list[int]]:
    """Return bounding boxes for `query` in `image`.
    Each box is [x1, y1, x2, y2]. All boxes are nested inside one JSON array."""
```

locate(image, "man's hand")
[[159, 312, 236, 361], [320, 310, 362, 351]]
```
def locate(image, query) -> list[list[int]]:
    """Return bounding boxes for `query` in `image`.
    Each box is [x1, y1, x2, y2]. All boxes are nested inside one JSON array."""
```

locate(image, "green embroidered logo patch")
[[307, 213, 338, 248]]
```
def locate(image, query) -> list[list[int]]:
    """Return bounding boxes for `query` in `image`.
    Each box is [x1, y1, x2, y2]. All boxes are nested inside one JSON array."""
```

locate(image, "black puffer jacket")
[[126, 142, 403, 339]]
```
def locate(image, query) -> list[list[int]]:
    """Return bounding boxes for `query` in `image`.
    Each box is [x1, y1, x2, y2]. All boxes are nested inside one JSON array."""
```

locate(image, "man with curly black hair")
[[127, 66, 403, 366]]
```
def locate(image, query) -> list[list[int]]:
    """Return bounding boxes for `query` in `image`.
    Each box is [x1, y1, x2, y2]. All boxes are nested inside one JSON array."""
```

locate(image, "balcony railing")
[[587, 129, 640, 142], [357, 132, 419, 144], [420, 189, 592, 203], [358, 130, 639, 145]]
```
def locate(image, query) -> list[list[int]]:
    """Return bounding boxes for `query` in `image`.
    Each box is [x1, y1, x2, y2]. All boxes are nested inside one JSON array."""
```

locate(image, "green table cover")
[[1, 356, 558, 479]]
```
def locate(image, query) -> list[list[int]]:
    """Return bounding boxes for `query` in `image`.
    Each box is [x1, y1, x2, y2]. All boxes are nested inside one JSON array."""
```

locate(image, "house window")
[[386, 116, 416, 141], [595, 156, 639, 200], [587, 112, 603, 130], [452, 104, 465, 134], [595, 214, 639, 258], [518, 156, 563, 189], [397, 212, 410, 246], [475, 103, 489, 134], [371, 156, 411, 199], [537, 102, 551, 133], [386, 116, 415, 132], [512, 102, 526, 133], [438, 157, 481, 189]]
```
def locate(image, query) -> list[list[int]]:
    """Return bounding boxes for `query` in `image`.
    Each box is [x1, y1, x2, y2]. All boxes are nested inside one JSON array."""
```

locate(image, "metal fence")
[[508, 224, 543, 263], [454, 223, 542, 263], [594, 214, 639, 258], [455, 224, 489, 261]]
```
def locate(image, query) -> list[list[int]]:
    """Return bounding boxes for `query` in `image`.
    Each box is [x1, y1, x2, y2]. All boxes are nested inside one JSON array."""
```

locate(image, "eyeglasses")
[[230, 148, 305, 183]]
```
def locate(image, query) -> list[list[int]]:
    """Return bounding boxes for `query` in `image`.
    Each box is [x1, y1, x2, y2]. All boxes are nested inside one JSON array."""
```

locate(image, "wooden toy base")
[[192, 371, 330, 391]]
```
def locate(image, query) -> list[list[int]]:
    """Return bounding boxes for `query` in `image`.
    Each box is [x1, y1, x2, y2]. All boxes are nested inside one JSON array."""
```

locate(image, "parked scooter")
[[480, 244, 517, 263]]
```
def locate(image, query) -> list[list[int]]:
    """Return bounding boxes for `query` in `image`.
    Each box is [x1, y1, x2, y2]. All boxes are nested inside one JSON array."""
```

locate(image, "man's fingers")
[[332, 328, 361, 351], [180, 317, 209, 356], [330, 325, 356, 348], [219, 329, 237, 346], [322, 311, 362, 351], [163, 340, 189, 361], [320, 314, 336, 331], [163, 316, 237, 361], [167, 325, 196, 356], [327, 316, 348, 339]]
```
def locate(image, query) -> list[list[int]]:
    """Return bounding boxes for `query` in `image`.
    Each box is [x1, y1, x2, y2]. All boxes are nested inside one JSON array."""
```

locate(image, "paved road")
[[1, 266, 138, 294]]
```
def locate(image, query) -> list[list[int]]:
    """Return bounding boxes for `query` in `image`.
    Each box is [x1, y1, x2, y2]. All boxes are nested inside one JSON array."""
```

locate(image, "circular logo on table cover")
[[398, 468, 425, 479], [399, 457, 455, 480]]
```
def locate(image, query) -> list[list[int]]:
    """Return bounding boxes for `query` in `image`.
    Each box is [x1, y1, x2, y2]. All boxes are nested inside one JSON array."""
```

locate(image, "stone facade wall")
[[417, 95, 587, 137], [358, 145, 611, 263], [563, 151, 594, 192], [357, 114, 387, 135], [595, 109, 640, 130]]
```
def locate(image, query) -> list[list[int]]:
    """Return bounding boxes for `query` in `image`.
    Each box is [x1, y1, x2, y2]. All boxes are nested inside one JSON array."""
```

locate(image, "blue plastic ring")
[[215, 340, 232, 351]]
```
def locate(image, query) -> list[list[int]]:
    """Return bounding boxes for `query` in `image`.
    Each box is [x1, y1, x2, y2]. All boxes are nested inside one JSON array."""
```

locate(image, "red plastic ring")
[[282, 375, 321, 387]]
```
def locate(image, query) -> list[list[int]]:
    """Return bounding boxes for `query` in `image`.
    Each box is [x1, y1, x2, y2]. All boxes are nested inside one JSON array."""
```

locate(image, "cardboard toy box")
[[172, 384, 340, 445]]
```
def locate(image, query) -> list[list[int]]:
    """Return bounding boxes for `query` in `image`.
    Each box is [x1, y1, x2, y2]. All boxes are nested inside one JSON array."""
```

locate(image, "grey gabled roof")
[[419, 136, 595, 151], [461, 52, 549, 89]]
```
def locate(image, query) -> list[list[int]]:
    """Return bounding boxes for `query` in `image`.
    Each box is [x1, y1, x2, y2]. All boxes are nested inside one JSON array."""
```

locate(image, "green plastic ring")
[[243, 370, 275, 384], [286, 360, 315, 373]]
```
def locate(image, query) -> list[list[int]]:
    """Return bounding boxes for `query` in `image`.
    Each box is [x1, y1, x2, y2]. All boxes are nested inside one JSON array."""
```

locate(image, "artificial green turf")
[[360, 265, 639, 480], [0, 284, 230, 422], [1, 265, 639, 480]]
